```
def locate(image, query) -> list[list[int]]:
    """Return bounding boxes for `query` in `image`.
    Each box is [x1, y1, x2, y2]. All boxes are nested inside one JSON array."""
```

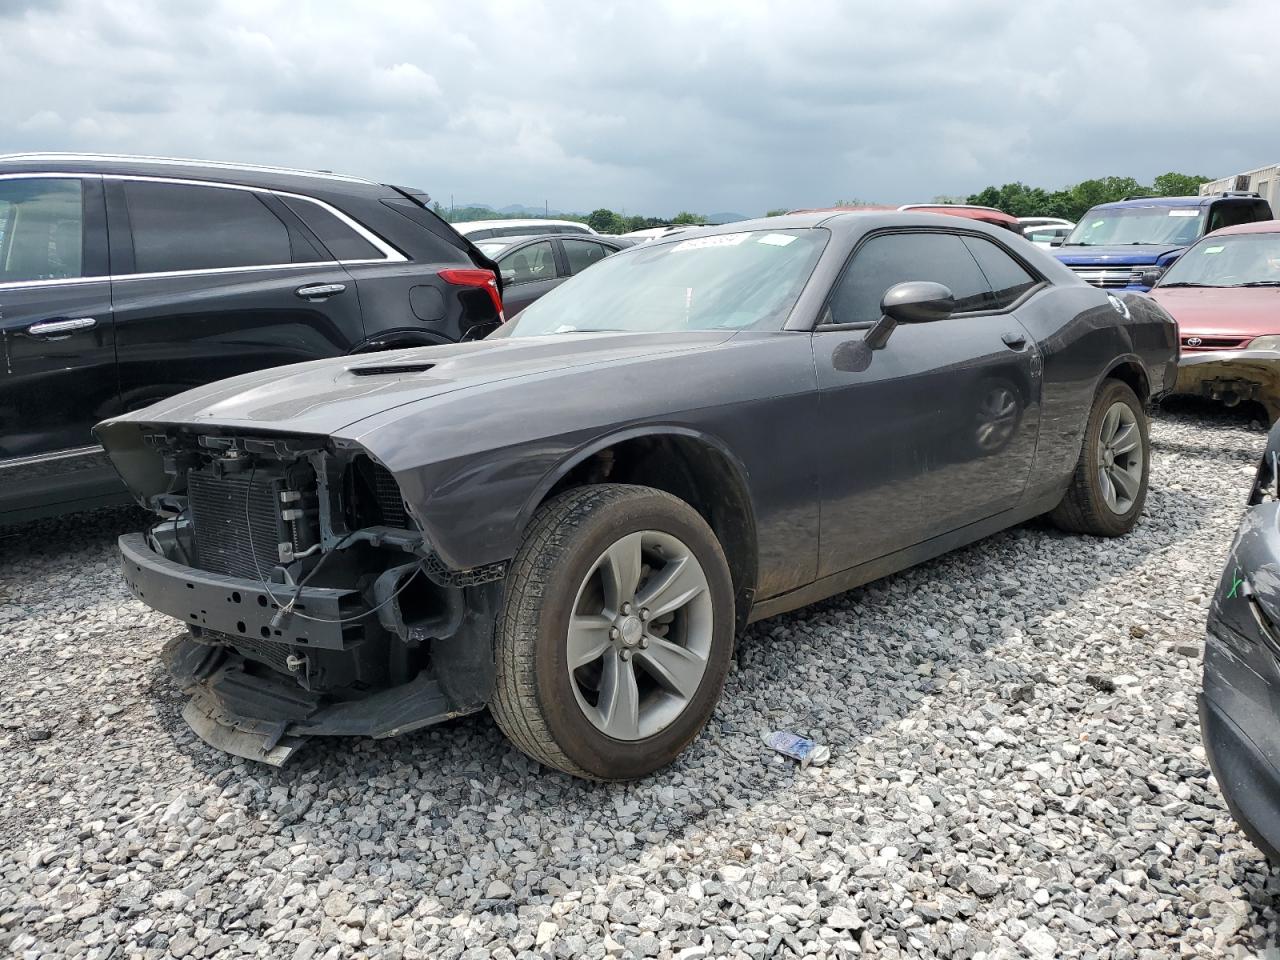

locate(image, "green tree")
[[586, 208, 622, 232], [1151, 171, 1212, 197], [1067, 177, 1148, 218], [966, 182, 1053, 218], [671, 211, 707, 225], [765, 208, 790, 217]]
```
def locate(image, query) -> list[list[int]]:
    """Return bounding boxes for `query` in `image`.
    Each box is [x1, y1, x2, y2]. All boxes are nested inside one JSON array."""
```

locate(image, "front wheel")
[[490, 484, 736, 780], [1050, 378, 1150, 536]]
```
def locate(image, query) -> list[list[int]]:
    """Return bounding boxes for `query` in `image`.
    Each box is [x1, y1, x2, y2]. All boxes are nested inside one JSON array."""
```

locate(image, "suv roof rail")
[[0, 152, 376, 185], [1219, 190, 1262, 198], [1120, 195, 1160, 201]]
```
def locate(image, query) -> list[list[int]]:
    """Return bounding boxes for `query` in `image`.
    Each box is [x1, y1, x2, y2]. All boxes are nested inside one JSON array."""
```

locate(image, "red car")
[[1148, 221, 1280, 421]]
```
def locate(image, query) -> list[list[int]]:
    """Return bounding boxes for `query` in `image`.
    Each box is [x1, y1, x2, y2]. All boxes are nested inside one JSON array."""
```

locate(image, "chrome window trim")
[[0, 172, 406, 290], [0, 443, 103, 470]]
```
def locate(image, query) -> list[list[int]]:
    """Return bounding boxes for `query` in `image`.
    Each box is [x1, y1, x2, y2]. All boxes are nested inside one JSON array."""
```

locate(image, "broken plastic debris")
[[763, 730, 830, 768]]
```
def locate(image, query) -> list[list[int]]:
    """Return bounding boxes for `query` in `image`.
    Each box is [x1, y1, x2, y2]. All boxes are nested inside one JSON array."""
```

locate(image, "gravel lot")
[[2, 403, 1278, 960]]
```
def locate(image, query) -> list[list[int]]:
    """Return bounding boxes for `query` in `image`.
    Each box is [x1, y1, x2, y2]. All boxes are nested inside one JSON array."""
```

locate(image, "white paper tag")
[[758, 233, 797, 246], [1168, 209, 1199, 217], [672, 233, 750, 252]]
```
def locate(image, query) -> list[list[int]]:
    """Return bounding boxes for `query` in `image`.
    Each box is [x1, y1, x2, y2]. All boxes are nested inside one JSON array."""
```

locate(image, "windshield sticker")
[[1168, 210, 1200, 217], [672, 233, 751, 252], [758, 233, 797, 247], [1203, 245, 1225, 255], [1090, 220, 1105, 228]]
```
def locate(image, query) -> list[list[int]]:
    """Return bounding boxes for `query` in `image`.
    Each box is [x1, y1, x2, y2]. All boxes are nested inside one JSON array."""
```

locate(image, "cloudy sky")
[[2, 0, 1277, 217]]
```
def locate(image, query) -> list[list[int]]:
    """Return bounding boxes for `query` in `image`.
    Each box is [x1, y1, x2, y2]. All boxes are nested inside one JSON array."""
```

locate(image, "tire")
[[1049, 378, 1150, 537], [490, 484, 736, 780]]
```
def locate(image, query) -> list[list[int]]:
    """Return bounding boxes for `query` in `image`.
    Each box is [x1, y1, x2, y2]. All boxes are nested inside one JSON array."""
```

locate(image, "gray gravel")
[[3, 401, 1279, 960]]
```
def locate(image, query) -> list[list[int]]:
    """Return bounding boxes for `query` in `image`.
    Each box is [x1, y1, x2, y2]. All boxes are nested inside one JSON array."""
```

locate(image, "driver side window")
[[828, 232, 991, 325]]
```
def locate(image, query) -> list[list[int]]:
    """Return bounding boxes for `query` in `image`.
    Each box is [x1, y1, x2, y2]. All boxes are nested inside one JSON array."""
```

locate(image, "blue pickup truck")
[[1054, 192, 1272, 291]]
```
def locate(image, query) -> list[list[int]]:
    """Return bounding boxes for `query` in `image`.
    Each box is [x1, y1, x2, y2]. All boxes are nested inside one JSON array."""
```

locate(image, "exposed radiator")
[[187, 471, 287, 580]]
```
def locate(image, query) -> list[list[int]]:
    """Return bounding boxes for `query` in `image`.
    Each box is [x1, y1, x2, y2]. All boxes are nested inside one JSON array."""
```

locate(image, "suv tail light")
[[439, 268, 505, 322]]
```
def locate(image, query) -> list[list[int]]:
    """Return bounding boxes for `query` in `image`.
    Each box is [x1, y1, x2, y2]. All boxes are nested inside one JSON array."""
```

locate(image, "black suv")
[[0, 154, 503, 524]]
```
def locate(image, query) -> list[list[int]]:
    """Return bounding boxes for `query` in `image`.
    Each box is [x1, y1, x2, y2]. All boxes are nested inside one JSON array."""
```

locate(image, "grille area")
[[188, 471, 286, 579], [371, 465, 409, 526], [1181, 335, 1251, 351], [1070, 266, 1141, 289], [346, 457, 410, 528]]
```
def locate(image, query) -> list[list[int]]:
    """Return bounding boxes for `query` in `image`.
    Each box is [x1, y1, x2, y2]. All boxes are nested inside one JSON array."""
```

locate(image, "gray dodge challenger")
[[95, 211, 1179, 779]]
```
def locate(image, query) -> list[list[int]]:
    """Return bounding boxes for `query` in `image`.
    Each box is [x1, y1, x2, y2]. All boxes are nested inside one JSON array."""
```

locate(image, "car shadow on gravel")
[[0, 503, 151, 562]]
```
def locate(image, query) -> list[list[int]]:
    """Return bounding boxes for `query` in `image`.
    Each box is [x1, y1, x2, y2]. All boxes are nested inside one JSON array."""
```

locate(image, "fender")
[[512, 422, 759, 540]]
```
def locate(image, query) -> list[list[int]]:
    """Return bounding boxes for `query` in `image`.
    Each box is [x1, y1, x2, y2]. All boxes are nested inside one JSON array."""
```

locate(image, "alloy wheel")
[[566, 530, 714, 740], [1097, 400, 1143, 514]]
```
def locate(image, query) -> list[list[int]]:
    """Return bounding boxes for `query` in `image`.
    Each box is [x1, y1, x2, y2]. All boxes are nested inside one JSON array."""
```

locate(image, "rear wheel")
[[490, 484, 735, 780], [1050, 378, 1149, 536]]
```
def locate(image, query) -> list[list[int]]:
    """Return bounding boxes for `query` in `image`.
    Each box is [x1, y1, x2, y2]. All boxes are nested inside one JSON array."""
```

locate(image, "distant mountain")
[[705, 211, 749, 225]]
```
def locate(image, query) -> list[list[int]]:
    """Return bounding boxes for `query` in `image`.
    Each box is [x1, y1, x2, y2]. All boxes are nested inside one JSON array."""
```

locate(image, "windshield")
[[1064, 207, 1204, 246], [1158, 233, 1280, 287], [496, 229, 828, 337]]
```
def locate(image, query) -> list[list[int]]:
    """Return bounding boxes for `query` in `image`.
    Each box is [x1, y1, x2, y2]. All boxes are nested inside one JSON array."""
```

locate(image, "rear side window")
[[499, 240, 556, 284], [562, 239, 611, 274], [281, 196, 382, 261], [0, 178, 83, 283], [1207, 201, 1270, 233], [123, 181, 295, 273], [829, 232, 991, 324], [961, 236, 1038, 309]]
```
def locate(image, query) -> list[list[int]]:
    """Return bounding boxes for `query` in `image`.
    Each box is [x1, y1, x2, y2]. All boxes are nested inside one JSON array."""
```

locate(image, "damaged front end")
[[1174, 349, 1280, 422], [114, 429, 503, 765]]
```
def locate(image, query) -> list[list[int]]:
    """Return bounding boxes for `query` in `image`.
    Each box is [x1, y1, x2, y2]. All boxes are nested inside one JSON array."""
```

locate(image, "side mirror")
[[1049, 237, 1065, 247], [864, 281, 955, 350]]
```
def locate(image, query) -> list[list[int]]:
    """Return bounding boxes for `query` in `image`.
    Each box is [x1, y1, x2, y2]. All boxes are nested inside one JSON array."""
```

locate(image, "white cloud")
[[0, 0, 1277, 216]]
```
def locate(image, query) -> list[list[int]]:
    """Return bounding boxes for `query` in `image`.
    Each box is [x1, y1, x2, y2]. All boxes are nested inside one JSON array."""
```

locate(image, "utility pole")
[[545, 199, 549, 217], [450, 194, 455, 220]]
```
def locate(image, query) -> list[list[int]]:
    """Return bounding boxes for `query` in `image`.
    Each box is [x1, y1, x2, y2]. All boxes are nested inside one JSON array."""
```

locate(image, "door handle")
[[27, 317, 97, 338], [1001, 331, 1028, 350], [295, 282, 346, 301]]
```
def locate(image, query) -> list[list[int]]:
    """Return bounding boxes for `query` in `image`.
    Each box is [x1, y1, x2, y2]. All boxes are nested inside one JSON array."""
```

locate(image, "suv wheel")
[[489, 484, 735, 780], [1050, 378, 1150, 536]]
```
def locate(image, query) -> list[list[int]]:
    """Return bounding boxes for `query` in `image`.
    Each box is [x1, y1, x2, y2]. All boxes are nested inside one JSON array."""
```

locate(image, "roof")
[[0, 152, 393, 198], [1091, 195, 1222, 210], [1205, 219, 1280, 237]]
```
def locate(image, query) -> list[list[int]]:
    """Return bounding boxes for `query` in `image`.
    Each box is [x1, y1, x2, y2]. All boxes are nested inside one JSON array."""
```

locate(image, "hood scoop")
[[350, 362, 437, 377]]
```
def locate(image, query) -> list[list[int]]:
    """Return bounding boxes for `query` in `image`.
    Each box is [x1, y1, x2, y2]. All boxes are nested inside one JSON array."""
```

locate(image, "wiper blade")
[[1242, 281, 1280, 287], [1157, 282, 1212, 288]]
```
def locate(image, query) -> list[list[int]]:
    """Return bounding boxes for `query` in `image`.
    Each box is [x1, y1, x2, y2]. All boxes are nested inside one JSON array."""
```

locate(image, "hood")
[[1147, 286, 1280, 339], [94, 331, 735, 440], [1054, 243, 1184, 267]]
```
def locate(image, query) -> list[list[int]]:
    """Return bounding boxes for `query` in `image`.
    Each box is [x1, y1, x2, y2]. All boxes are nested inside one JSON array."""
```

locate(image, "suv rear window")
[[0, 178, 83, 283], [281, 197, 382, 261], [124, 181, 296, 274]]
